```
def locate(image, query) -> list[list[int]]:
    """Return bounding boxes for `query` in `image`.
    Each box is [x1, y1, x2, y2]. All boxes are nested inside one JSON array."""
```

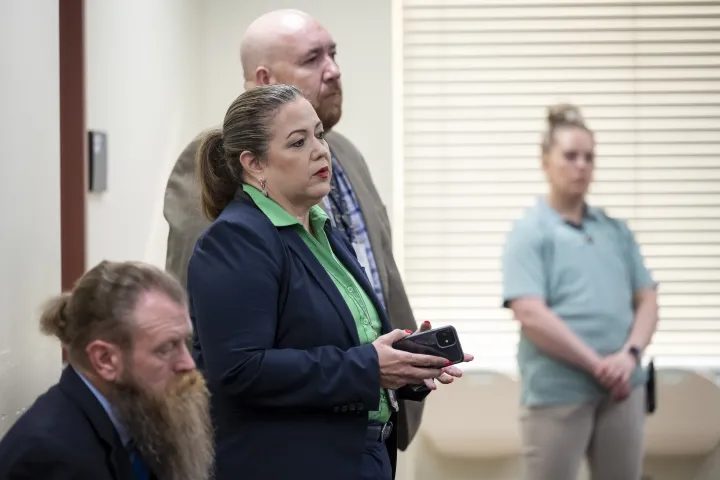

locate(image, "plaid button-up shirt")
[[323, 156, 386, 308]]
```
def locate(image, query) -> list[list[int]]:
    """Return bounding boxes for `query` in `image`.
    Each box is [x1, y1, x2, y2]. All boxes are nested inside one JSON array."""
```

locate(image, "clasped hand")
[[594, 350, 637, 402], [372, 321, 474, 391]]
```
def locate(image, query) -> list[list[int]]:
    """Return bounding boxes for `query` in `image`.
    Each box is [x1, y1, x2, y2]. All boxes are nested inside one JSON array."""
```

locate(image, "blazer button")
[[357, 403, 364, 411], [341, 405, 348, 413], [348, 403, 356, 411], [333, 406, 340, 413]]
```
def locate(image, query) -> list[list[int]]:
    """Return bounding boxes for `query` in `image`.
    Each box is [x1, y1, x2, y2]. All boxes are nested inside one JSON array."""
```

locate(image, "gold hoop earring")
[[260, 177, 268, 197]]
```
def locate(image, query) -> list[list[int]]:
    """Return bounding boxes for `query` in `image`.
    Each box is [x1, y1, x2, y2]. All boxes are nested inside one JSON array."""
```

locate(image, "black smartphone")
[[646, 358, 656, 414], [392, 326, 465, 365]]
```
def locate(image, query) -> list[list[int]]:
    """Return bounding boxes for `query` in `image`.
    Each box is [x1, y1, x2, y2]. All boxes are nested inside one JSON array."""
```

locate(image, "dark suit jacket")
[[164, 129, 424, 449], [187, 191, 428, 480], [0, 366, 143, 480]]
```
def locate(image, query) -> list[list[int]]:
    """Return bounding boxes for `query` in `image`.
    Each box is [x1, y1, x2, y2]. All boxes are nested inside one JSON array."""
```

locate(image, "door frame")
[[59, 0, 86, 291]]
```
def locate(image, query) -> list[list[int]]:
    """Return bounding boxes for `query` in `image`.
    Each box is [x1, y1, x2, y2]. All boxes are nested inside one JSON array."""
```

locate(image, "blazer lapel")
[[278, 228, 361, 345], [59, 366, 136, 480], [327, 226, 392, 334], [326, 135, 391, 300]]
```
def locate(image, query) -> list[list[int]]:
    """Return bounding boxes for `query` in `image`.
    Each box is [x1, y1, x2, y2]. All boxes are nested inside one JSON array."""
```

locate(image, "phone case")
[[392, 326, 465, 365]]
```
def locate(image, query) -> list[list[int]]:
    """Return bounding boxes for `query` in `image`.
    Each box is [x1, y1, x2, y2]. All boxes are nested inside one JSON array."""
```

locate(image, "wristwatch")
[[628, 345, 642, 366]]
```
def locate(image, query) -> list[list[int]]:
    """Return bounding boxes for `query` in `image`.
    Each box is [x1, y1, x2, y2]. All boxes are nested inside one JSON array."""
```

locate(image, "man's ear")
[[86, 340, 124, 383], [255, 66, 272, 86]]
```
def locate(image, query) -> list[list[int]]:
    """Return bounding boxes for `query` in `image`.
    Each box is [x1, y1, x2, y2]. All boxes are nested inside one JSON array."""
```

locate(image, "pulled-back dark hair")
[[196, 84, 304, 220]]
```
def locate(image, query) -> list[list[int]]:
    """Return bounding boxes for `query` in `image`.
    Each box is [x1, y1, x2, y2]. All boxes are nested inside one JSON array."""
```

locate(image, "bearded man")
[[0, 260, 214, 480]]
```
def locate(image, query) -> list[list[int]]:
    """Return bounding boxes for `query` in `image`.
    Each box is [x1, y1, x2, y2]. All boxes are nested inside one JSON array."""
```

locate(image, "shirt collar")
[[74, 366, 131, 448], [243, 184, 329, 233], [535, 196, 597, 223]]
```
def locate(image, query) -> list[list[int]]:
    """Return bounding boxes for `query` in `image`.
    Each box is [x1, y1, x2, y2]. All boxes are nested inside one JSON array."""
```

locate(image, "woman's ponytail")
[[196, 85, 306, 220], [196, 129, 241, 221]]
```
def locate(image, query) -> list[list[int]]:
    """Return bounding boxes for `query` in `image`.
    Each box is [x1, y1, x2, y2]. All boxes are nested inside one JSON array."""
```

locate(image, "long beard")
[[111, 370, 214, 480]]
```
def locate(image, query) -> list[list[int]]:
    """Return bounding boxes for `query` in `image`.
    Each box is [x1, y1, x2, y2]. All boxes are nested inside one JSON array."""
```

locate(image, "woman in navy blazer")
[[186, 85, 470, 480]]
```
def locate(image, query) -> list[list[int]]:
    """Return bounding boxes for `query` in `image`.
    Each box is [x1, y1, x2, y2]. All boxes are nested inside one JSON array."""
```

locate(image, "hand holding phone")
[[392, 325, 465, 366], [371, 329, 450, 390]]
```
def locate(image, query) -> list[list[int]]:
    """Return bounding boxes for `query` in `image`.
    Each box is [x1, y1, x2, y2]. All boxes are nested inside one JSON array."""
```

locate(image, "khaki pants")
[[521, 387, 645, 480]]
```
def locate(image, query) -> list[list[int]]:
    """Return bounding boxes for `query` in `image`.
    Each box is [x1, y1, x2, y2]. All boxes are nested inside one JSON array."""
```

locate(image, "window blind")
[[400, 0, 720, 368]]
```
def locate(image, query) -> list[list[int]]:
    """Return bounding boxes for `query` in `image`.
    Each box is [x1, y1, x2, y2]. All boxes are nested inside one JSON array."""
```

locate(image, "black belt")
[[367, 422, 393, 443]]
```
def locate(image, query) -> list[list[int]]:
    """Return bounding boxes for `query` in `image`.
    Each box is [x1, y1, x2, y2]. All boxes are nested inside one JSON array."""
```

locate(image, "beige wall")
[[0, 0, 62, 436]]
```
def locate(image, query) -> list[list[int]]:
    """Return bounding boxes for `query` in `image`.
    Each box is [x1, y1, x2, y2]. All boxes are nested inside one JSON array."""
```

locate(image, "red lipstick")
[[314, 166, 330, 179]]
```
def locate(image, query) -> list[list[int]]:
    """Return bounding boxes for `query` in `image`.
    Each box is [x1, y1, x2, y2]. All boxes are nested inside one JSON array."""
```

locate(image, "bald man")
[[163, 9, 425, 478]]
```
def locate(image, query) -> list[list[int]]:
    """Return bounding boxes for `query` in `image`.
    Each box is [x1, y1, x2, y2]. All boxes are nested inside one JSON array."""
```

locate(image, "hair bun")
[[547, 103, 585, 127], [39, 292, 72, 344]]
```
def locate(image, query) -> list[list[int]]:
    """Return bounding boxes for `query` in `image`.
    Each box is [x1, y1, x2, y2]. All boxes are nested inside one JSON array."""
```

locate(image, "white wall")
[[0, 0, 62, 436], [85, 0, 203, 268]]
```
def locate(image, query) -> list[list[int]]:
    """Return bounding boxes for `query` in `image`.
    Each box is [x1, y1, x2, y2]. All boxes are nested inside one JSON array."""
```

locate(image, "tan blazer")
[[162, 130, 424, 450]]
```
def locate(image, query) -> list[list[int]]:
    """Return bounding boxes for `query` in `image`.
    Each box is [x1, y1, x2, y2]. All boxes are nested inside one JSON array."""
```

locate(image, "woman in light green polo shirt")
[[502, 104, 659, 480]]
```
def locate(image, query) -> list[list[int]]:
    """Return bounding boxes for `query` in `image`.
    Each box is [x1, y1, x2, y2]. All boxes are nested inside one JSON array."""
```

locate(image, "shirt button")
[[348, 287, 354, 293], [363, 318, 370, 325]]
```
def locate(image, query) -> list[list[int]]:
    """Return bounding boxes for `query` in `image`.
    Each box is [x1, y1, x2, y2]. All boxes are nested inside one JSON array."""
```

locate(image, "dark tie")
[[128, 443, 150, 480]]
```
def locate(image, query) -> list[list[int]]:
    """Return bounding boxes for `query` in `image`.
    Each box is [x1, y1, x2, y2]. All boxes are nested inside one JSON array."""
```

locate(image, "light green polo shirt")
[[502, 198, 656, 406], [244, 184, 391, 423]]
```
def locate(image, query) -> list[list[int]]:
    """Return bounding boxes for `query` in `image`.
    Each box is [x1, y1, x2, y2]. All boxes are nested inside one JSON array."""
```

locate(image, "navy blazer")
[[187, 192, 426, 480], [0, 366, 145, 480]]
